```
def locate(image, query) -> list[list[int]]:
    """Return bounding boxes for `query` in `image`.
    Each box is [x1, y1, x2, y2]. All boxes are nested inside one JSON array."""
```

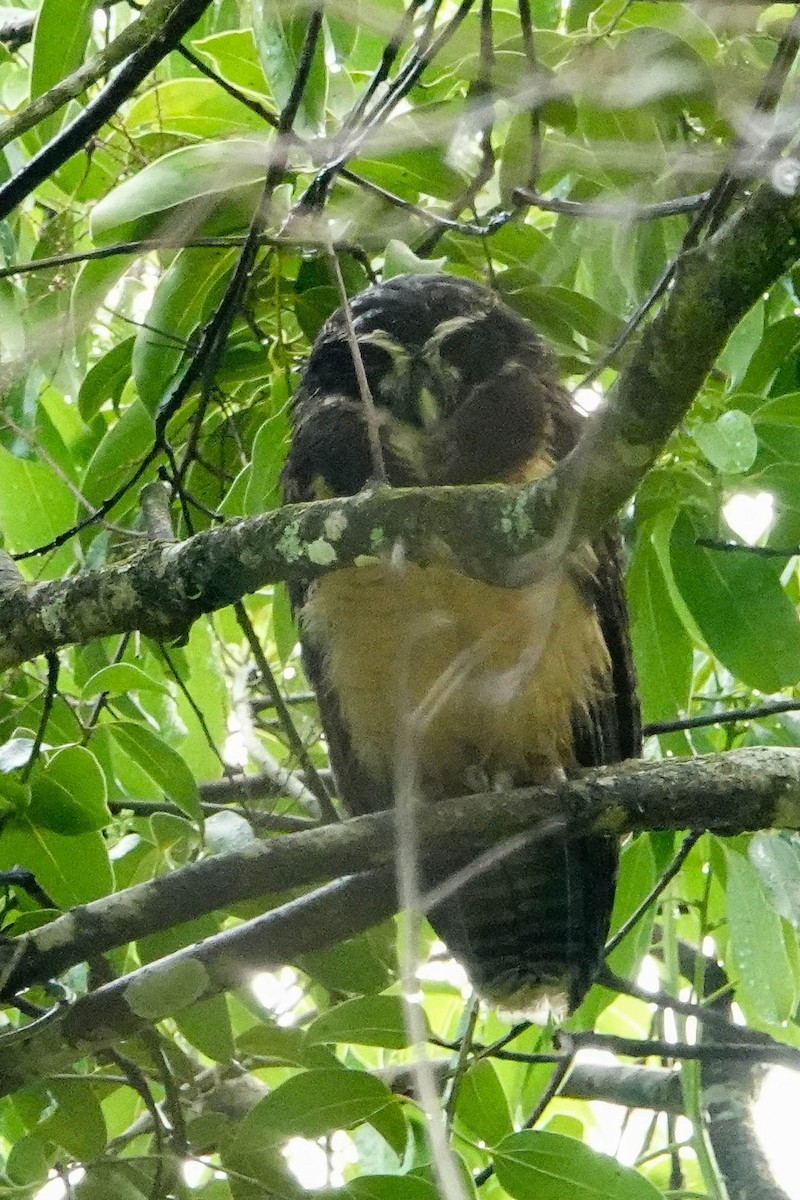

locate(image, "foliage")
[[1, 0, 800, 1198]]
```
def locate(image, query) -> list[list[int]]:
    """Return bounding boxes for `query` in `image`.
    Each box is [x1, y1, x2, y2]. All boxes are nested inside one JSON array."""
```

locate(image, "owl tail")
[[425, 833, 619, 1018]]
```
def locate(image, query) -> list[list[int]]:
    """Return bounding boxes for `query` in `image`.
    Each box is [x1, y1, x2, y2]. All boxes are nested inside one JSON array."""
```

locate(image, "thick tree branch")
[[5, 180, 800, 668], [3, 746, 800, 1096], [385, 1058, 685, 1113], [0, 871, 396, 1098], [4, 746, 800, 998]]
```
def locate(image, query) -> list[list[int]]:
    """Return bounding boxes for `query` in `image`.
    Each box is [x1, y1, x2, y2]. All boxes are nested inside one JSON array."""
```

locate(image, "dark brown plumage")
[[283, 273, 640, 1016]]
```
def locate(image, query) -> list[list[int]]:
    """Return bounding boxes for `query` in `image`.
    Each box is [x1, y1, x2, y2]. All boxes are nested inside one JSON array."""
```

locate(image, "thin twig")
[[694, 537, 799, 557], [604, 831, 702, 954], [514, 187, 711, 221], [0, 0, 217, 220], [20, 653, 59, 782], [562, 1030, 800, 1070], [645, 698, 800, 735], [234, 601, 337, 821]]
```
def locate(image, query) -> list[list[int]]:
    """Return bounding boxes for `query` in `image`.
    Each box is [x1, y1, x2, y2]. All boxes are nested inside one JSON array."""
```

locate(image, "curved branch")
[[0, 870, 396, 1099], [5, 180, 800, 668], [4, 745, 800, 997], [3, 746, 800, 1097]]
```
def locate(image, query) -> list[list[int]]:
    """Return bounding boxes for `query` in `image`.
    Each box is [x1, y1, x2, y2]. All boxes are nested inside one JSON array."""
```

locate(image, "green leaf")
[[71, 255, 130, 331], [126, 958, 211, 1020], [78, 337, 135, 422], [5, 1135, 50, 1186], [323, 1177, 440, 1200], [89, 140, 266, 244], [307, 995, 426, 1049], [716, 301, 764, 387], [126, 78, 270, 139], [272, 583, 298, 666], [252, 0, 327, 136], [244, 410, 291, 515], [300, 924, 396, 995], [494, 1130, 663, 1200], [383, 241, 446, 280], [498, 277, 621, 349], [75, 1162, 157, 1200], [235, 1070, 399, 1144], [499, 113, 538, 206], [132, 247, 236, 410], [0, 278, 25, 360], [107, 721, 201, 820], [724, 845, 797, 1024], [749, 832, 800, 929], [81, 399, 155, 513], [671, 511, 800, 692], [691, 410, 758, 474], [30, 0, 94, 140], [176, 993, 236, 1062], [455, 1059, 513, 1146], [171, 620, 230, 778], [29, 745, 110, 834], [753, 392, 800, 426], [628, 527, 693, 731], [237, 1017, 339, 1070], [0, 444, 74, 565], [294, 285, 339, 340], [0, 737, 35, 773], [38, 1079, 107, 1160], [80, 663, 168, 699], [0, 820, 113, 906], [191, 28, 272, 96]]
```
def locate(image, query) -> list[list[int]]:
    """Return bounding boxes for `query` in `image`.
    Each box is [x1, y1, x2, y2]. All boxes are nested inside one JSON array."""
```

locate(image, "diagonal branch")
[[0, 870, 396, 1099], [0, 0, 215, 222], [0, 0, 196, 152], [4, 179, 800, 668], [3, 745, 800, 998]]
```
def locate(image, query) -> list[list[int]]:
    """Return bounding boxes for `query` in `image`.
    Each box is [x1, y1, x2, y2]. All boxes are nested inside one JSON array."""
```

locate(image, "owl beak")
[[416, 385, 440, 429]]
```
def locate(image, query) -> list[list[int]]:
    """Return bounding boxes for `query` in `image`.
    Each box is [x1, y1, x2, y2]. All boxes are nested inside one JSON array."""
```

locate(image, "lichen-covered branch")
[[3, 746, 800, 1095], [4, 746, 800, 999], [0, 871, 395, 1098], [4, 181, 800, 670], [550, 181, 800, 547]]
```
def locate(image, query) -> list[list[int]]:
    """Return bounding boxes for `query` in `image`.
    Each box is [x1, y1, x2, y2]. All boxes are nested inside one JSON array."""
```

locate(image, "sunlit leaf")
[[0, 445, 74, 566], [234, 1070, 399, 1143], [494, 1130, 663, 1200], [307, 994, 425, 1048], [81, 663, 168, 699], [107, 722, 201, 820], [30, 0, 94, 140], [455, 1059, 513, 1146], [89, 140, 267, 244], [724, 845, 797, 1025], [691, 410, 758, 475], [252, 0, 327, 136], [0, 820, 113, 906], [671, 511, 800, 691]]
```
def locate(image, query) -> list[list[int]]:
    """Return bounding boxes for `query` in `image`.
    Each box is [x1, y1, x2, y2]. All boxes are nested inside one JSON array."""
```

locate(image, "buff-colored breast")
[[301, 558, 610, 795]]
